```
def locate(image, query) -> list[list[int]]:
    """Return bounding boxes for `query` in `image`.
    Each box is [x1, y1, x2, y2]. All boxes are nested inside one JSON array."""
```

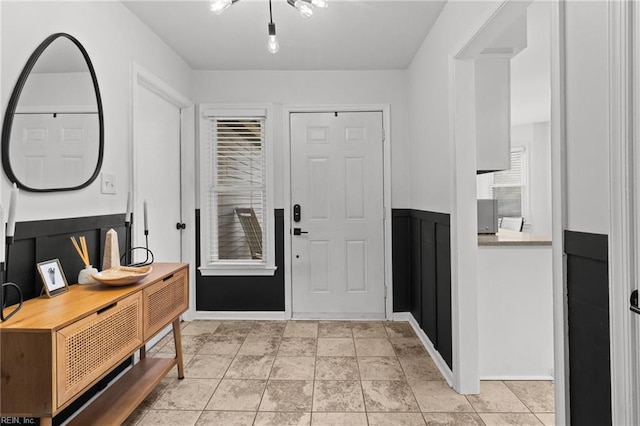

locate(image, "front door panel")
[[290, 111, 385, 318]]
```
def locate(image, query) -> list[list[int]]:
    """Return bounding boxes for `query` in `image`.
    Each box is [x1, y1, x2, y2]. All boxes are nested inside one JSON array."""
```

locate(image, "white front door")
[[134, 84, 182, 263], [290, 111, 385, 318]]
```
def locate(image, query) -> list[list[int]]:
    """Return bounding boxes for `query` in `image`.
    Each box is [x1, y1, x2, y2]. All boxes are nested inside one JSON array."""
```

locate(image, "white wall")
[[193, 70, 410, 208], [407, 0, 504, 213], [564, 0, 610, 234], [477, 245, 554, 379], [1, 1, 193, 222]]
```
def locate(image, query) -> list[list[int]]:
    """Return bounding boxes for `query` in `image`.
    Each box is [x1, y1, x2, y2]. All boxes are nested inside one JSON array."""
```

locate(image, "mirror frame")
[[1, 33, 104, 192]]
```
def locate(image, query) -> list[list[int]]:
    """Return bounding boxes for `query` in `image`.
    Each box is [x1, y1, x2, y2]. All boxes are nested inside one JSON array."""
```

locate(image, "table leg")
[[140, 344, 147, 359], [172, 318, 184, 379], [40, 417, 52, 426]]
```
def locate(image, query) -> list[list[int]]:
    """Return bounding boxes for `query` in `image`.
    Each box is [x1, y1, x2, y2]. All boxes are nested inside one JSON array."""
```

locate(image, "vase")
[[78, 265, 99, 285]]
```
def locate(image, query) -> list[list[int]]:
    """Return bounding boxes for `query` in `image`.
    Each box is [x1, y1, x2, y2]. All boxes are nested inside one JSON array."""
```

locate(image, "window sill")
[[198, 265, 277, 277]]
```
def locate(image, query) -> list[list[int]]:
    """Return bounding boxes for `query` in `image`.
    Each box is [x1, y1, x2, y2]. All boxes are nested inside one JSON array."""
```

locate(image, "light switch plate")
[[101, 173, 116, 194]]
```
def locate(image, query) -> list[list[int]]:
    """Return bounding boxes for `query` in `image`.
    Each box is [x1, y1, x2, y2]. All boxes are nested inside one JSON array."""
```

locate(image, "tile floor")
[[123, 320, 555, 426]]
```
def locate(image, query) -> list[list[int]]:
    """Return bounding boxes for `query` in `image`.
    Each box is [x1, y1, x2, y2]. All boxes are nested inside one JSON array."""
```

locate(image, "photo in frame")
[[37, 259, 69, 297]]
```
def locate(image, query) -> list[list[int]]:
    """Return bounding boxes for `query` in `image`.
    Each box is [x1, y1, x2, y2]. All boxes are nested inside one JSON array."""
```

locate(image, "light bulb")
[[310, 0, 328, 9], [268, 35, 279, 54], [209, 0, 232, 15], [267, 22, 279, 54], [294, 0, 314, 19]]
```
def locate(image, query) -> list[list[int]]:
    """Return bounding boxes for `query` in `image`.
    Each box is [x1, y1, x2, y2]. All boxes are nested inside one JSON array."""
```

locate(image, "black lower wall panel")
[[435, 222, 452, 369], [391, 210, 411, 312], [410, 217, 422, 326], [391, 209, 452, 370], [196, 209, 285, 311], [565, 230, 611, 426], [421, 220, 437, 344]]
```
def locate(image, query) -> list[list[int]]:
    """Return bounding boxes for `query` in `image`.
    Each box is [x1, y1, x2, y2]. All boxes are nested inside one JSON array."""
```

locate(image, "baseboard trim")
[[393, 312, 455, 388], [194, 311, 287, 320], [480, 375, 555, 381]]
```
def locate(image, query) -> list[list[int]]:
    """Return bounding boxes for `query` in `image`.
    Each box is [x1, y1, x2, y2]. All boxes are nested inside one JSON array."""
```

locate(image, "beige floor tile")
[[399, 356, 443, 381], [284, 321, 319, 338], [361, 380, 420, 412], [237, 336, 281, 356], [254, 412, 311, 426], [409, 381, 475, 413], [138, 409, 201, 426], [422, 412, 484, 425], [466, 381, 530, 413], [368, 412, 426, 426], [384, 322, 417, 339], [195, 411, 256, 426], [354, 338, 395, 356], [534, 413, 556, 426], [315, 357, 360, 380], [390, 338, 428, 356], [317, 338, 356, 357], [313, 380, 365, 412], [198, 335, 245, 356], [122, 405, 148, 425], [279, 337, 317, 356], [184, 354, 233, 379], [181, 320, 222, 336], [479, 413, 544, 425], [318, 322, 353, 338], [259, 380, 314, 411], [152, 378, 219, 410], [225, 355, 275, 379], [213, 321, 255, 337], [358, 357, 405, 380], [150, 352, 194, 378], [310, 412, 368, 425], [271, 356, 316, 380], [205, 379, 266, 411], [249, 321, 287, 337], [149, 333, 174, 354], [158, 335, 207, 355], [505, 381, 555, 412], [351, 322, 387, 338]]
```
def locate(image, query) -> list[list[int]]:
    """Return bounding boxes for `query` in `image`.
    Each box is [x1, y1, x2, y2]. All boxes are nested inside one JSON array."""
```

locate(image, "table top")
[[478, 229, 552, 246], [0, 262, 187, 332]]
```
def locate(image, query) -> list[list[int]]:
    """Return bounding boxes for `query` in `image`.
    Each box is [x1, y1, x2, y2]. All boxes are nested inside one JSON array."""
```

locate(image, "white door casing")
[[290, 111, 385, 319]]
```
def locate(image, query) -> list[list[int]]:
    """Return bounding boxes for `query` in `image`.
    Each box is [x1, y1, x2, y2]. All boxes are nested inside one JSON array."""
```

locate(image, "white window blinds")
[[491, 148, 525, 218], [207, 117, 267, 263]]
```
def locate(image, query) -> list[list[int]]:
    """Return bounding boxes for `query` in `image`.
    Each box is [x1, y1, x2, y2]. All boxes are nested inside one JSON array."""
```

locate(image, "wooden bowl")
[[92, 265, 153, 286]]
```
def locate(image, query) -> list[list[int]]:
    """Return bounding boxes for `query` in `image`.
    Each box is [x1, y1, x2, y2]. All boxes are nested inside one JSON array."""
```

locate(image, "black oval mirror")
[[1, 33, 103, 192]]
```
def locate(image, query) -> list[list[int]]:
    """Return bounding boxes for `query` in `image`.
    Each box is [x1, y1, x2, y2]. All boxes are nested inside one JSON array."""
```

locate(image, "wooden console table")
[[0, 262, 188, 425]]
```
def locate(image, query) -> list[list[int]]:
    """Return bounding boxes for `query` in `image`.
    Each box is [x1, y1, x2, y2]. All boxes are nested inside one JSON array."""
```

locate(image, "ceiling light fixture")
[[209, 0, 328, 53]]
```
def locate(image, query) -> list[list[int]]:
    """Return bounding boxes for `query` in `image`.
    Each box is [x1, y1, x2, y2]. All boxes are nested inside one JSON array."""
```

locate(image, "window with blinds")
[[491, 148, 525, 218], [207, 117, 267, 263]]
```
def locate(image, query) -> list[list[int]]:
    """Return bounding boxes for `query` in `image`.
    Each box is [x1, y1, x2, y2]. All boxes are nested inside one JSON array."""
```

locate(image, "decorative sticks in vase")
[[71, 236, 98, 285]]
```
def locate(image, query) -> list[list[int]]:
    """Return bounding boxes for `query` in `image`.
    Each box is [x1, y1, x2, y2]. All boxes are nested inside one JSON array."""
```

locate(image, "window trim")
[[198, 104, 276, 276]]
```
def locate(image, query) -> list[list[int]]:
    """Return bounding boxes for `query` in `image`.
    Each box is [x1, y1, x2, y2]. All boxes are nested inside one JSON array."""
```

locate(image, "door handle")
[[293, 228, 308, 236], [631, 290, 640, 315]]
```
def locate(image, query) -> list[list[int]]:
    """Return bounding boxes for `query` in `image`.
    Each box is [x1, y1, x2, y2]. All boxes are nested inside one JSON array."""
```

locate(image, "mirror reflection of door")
[[4, 34, 102, 191]]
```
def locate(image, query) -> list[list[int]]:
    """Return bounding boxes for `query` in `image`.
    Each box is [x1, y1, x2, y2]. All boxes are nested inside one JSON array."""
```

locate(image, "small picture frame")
[[37, 259, 69, 297]]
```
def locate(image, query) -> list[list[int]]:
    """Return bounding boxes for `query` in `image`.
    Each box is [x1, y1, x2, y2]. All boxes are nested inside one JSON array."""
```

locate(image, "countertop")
[[478, 229, 552, 246]]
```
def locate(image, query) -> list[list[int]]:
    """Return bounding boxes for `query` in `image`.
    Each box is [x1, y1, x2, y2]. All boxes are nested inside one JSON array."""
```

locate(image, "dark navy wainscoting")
[[565, 230, 611, 426], [195, 209, 285, 311], [392, 209, 452, 369]]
